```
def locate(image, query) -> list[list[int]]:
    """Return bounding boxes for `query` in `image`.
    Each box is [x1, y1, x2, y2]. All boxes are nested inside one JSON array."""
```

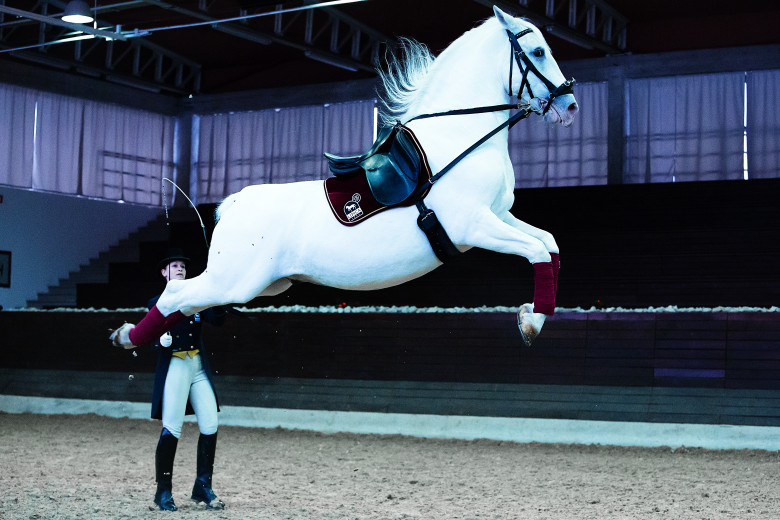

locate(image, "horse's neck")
[[413, 22, 506, 111], [406, 22, 511, 162]]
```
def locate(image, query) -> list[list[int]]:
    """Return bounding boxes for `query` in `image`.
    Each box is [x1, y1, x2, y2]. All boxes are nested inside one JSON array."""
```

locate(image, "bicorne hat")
[[157, 248, 190, 271]]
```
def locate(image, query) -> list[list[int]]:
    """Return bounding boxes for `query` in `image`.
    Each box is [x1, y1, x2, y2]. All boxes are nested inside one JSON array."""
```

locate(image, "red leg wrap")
[[164, 310, 186, 330], [550, 252, 560, 293], [128, 306, 185, 347], [128, 305, 167, 346], [532, 261, 556, 315]]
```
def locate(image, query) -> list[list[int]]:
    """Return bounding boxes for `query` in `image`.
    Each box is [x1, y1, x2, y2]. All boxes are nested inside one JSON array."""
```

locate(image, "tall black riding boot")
[[191, 432, 225, 510], [153, 428, 179, 511]]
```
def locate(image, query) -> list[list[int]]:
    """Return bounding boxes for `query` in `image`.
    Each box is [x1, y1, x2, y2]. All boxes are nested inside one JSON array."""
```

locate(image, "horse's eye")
[[533, 48, 545, 58]]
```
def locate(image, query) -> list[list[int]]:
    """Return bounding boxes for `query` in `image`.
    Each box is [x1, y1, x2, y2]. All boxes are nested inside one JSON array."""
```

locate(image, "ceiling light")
[[61, 0, 94, 24]]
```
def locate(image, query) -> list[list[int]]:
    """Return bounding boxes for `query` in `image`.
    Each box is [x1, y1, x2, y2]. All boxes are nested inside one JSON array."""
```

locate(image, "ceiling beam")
[[0, 2, 202, 94], [142, 0, 386, 73], [475, 0, 627, 53]]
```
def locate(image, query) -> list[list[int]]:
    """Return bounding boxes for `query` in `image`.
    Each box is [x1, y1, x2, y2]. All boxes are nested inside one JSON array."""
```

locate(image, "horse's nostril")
[[568, 102, 579, 114]]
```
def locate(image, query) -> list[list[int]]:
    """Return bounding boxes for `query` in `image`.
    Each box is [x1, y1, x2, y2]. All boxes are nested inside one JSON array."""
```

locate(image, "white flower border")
[[11, 305, 780, 313]]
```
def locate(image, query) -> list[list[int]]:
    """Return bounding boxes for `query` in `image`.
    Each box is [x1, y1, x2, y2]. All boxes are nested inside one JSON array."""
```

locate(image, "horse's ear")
[[493, 5, 514, 29]]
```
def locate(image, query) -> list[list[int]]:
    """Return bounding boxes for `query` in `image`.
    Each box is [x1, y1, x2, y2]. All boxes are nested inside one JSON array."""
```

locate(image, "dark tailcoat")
[[147, 295, 227, 420]]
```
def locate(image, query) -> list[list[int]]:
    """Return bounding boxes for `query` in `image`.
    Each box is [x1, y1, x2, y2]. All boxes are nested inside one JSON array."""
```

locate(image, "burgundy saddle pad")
[[323, 174, 390, 226]]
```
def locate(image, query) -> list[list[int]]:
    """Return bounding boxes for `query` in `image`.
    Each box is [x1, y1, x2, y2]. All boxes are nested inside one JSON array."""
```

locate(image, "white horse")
[[111, 6, 578, 349]]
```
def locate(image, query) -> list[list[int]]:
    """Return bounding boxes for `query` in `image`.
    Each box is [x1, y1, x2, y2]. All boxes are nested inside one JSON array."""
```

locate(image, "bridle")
[[507, 28, 575, 115], [402, 25, 577, 198]]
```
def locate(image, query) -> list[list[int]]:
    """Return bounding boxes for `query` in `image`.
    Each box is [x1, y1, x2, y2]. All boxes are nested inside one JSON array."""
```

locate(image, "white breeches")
[[162, 354, 218, 438]]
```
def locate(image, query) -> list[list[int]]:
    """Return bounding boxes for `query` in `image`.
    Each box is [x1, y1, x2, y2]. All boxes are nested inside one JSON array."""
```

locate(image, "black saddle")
[[324, 122, 431, 206]]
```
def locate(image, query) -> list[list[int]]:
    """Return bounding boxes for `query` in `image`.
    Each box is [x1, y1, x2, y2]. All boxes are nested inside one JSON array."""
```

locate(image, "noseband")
[[507, 29, 575, 114]]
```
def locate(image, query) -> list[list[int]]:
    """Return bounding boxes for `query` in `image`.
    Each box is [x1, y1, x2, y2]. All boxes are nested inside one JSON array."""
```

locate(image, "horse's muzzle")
[[541, 93, 578, 127]]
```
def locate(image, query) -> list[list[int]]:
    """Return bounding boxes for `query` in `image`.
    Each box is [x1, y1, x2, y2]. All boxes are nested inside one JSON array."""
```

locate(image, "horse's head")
[[494, 6, 579, 127]]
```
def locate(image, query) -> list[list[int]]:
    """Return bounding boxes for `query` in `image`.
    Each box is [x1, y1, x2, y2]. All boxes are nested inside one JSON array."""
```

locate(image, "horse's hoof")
[[517, 303, 545, 347], [109, 323, 136, 349]]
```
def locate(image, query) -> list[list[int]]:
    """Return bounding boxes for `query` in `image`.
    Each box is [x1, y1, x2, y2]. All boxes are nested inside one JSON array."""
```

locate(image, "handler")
[[148, 248, 228, 511]]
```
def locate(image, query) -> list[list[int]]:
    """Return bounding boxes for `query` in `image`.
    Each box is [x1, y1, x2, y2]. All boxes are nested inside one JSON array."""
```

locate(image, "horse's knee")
[[541, 232, 559, 254], [527, 240, 552, 264]]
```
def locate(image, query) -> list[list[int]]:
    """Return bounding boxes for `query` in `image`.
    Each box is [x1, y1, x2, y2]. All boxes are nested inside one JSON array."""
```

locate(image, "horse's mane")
[[376, 37, 435, 126], [377, 18, 506, 125]]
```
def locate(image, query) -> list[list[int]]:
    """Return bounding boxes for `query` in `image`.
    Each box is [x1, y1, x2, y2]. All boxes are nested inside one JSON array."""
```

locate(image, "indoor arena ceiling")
[[0, 0, 778, 97]]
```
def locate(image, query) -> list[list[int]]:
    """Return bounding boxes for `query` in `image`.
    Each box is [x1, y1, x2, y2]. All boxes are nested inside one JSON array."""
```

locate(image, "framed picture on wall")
[[0, 251, 10, 288]]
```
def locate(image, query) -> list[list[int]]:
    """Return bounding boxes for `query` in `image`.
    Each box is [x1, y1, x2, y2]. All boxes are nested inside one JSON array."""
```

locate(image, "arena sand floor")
[[2, 412, 779, 519]]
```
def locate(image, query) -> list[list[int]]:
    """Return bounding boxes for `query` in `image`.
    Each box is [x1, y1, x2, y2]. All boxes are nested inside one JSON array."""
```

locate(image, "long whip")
[[162, 177, 209, 250], [160, 177, 250, 320]]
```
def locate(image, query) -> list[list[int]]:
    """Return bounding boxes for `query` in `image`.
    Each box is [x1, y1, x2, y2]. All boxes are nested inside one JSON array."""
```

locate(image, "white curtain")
[[0, 83, 175, 204], [4, 70, 775, 204], [508, 81, 608, 187], [624, 73, 745, 183], [746, 69, 780, 179], [193, 99, 375, 203], [33, 92, 83, 194], [82, 101, 176, 204], [0, 84, 36, 188]]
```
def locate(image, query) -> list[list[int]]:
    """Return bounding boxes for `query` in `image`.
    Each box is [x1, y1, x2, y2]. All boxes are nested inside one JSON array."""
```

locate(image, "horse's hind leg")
[[109, 275, 225, 349], [158, 274, 292, 316], [111, 270, 289, 349]]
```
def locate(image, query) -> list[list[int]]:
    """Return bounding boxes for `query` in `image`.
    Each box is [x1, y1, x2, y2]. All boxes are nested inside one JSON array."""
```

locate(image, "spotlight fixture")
[[61, 0, 94, 24]]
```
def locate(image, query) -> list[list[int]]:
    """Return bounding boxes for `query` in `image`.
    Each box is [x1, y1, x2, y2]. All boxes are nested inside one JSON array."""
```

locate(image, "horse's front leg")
[[459, 209, 558, 346]]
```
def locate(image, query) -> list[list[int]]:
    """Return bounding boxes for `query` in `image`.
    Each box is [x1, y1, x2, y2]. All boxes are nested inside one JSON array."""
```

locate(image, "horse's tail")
[[376, 37, 434, 126], [215, 194, 239, 223]]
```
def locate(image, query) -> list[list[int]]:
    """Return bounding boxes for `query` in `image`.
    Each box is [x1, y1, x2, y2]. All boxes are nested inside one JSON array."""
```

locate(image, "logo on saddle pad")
[[343, 193, 364, 222]]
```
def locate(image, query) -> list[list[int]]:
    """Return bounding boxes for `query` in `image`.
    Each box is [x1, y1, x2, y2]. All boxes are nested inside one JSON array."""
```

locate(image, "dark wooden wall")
[[6, 178, 780, 428], [2, 310, 779, 426]]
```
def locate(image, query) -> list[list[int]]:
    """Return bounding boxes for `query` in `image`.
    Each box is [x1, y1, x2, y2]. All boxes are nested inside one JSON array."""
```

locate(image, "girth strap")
[[416, 200, 460, 263]]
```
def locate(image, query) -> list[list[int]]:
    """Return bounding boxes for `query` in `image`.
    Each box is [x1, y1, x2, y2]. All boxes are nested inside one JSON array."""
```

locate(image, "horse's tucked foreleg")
[[499, 212, 558, 254], [499, 211, 560, 313], [460, 209, 556, 346], [466, 210, 557, 311]]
